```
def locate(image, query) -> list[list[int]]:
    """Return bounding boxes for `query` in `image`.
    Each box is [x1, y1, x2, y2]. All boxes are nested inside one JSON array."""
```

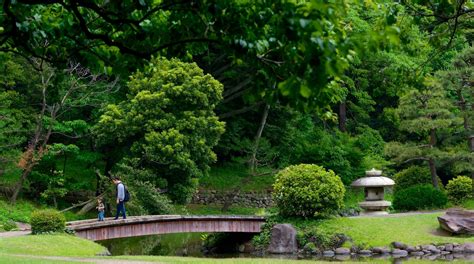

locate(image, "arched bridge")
[[67, 215, 266, 241]]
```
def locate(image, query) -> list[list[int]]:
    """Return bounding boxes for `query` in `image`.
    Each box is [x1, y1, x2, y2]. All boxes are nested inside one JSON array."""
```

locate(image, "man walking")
[[113, 177, 127, 220]]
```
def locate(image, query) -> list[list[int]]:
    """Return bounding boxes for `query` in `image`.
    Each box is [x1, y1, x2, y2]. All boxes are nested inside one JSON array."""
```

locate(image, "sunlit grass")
[[0, 234, 105, 257]]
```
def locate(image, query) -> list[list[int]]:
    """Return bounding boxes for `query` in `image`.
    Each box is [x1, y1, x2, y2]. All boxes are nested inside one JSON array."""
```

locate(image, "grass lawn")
[[0, 234, 106, 257], [293, 212, 474, 247], [0, 255, 73, 263], [201, 163, 275, 192]]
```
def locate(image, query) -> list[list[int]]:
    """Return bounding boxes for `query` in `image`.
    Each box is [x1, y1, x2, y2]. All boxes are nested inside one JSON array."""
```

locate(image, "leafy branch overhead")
[[1, 0, 400, 110]]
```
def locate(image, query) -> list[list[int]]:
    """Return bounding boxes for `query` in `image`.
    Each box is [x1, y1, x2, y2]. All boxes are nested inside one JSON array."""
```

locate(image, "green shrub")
[[273, 164, 345, 217], [392, 184, 448, 211], [394, 166, 442, 192], [30, 209, 66, 234], [132, 181, 173, 214], [2, 220, 17, 231], [446, 176, 473, 204], [251, 219, 275, 250]]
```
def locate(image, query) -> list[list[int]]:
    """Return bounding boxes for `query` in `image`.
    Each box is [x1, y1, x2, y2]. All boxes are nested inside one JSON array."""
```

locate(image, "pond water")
[[98, 233, 474, 262]]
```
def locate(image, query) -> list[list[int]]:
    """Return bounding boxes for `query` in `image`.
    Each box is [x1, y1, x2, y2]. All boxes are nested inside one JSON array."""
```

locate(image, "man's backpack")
[[123, 185, 131, 202]]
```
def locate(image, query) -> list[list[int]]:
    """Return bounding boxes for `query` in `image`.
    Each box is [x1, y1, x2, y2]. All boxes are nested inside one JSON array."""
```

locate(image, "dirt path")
[[0, 230, 30, 238], [7, 254, 161, 264], [351, 209, 446, 218]]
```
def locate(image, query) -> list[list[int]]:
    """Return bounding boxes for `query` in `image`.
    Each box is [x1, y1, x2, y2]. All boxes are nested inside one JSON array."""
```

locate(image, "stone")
[[441, 251, 451, 255], [445, 244, 454, 251], [323, 250, 335, 256], [462, 242, 474, 253], [359, 250, 372, 255], [438, 209, 474, 235], [267, 224, 298, 254], [335, 247, 351, 255], [405, 246, 416, 252], [391, 241, 408, 249], [95, 249, 111, 256], [422, 245, 438, 251], [391, 249, 408, 256], [372, 247, 390, 254], [437, 245, 445, 251], [334, 255, 350, 261], [410, 251, 424, 256], [452, 246, 464, 253]]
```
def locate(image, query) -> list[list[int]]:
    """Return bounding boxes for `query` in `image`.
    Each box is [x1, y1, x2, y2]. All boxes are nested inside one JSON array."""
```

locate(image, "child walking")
[[97, 198, 105, 221]]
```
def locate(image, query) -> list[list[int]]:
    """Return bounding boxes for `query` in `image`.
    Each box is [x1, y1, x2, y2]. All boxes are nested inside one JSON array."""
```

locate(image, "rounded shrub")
[[273, 164, 345, 217], [394, 166, 442, 192], [392, 184, 448, 211], [30, 209, 66, 234], [446, 176, 473, 204]]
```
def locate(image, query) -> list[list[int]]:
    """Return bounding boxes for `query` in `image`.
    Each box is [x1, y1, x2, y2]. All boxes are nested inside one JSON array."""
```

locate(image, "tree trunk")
[[338, 101, 347, 132], [428, 128, 439, 189], [430, 128, 437, 146], [10, 163, 34, 204], [428, 158, 439, 189], [249, 104, 270, 175], [78, 199, 98, 215]]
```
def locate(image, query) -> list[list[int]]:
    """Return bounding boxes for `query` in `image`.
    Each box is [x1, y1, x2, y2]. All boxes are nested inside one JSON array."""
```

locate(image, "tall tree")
[[94, 57, 225, 203], [386, 78, 461, 188], [438, 47, 474, 182]]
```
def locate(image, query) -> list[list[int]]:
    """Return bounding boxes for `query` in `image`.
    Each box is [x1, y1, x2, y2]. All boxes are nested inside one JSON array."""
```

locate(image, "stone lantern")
[[351, 168, 394, 215]]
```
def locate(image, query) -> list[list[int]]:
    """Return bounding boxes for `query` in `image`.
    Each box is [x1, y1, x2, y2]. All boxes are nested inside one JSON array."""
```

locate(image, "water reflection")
[[98, 233, 206, 257], [98, 234, 474, 262]]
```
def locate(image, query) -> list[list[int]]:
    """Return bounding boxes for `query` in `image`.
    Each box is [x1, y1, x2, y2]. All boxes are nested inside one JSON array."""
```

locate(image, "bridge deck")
[[67, 215, 265, 241]]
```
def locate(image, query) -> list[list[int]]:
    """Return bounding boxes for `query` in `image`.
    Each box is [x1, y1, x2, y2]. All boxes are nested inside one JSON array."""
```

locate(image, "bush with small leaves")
[[392, 184, 447, 211], [30, 209, 66, 234], [273, 164, 345, 217], [394, 166, 442, 192], [446, 176, 473, 204]]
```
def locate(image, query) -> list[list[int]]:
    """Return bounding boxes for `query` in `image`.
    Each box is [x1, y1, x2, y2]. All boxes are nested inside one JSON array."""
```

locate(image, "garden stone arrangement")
[[299, 241, 474, 261]]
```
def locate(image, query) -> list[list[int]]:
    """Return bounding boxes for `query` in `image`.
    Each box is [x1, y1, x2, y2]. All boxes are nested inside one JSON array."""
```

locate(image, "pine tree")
[[386, 78, 461, 188]]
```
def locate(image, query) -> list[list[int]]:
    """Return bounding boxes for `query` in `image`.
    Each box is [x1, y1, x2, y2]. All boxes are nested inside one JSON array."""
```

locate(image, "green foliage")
[[393, 166, 442, 192], [392, 184, 448, 211], [30, 209, 66, 234], [0, 199, 36, 226], [277, 112, 365, 185], [39, 170, 68, 208], [446, 176, 473, 204], [296, 229, 349, 250], [130, 181, 173, 215], [273, 164, 345, 217], [251, 219, 276, 251], [95, 57, 225, 204], [2, 219, 17, 231]]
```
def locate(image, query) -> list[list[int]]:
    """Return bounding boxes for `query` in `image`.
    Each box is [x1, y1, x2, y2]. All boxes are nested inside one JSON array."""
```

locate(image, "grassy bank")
[[293, 212, 474, 247]]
